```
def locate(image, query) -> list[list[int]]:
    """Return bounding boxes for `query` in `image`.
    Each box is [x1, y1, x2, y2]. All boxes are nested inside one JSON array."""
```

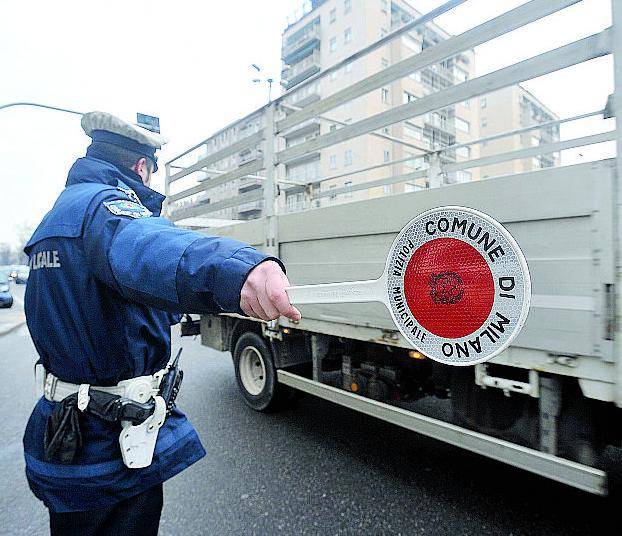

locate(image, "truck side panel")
[[203, 160, 617, 394]]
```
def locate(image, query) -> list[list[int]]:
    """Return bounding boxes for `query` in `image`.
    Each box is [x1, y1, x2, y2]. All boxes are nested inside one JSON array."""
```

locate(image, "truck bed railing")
[[165, 0, 615, 228]]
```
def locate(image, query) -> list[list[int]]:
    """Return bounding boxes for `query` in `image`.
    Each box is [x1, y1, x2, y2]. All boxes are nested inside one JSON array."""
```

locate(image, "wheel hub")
[[239, 346, 266, 396]]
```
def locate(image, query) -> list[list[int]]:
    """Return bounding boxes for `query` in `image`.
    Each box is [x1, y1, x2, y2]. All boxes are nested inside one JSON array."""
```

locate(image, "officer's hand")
[[240, 260, 302, 322]]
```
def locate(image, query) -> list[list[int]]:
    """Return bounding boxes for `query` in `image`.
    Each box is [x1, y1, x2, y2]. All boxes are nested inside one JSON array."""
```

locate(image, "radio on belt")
[[286, 206, 531, 366]]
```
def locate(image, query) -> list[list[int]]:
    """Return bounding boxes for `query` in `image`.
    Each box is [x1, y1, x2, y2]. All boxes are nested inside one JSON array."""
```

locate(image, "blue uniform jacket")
[[23, 156, 275, 512]]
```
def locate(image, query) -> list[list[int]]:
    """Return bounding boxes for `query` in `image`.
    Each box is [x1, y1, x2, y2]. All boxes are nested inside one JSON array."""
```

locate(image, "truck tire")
[[233, 332, 292, 412]]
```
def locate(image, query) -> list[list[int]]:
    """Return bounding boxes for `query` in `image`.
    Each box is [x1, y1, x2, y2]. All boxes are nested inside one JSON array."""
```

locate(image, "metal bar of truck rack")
[[440, 109, 605, 153], [289, 114, 609, 196], [611, 0, 622, 407], [167, 160, 264, 203], [197, 169, 265, 183], [277, 370, 607, 495], [305, 153, 429, 187], [169, 189, 263, 222], [276, 0, 582, 133], [169, 130, 264, 183], [319, 116, 429, 153], [312, 169, 428, 200], [443, 131, 616, 173], [279, 103, 430, 153], [166, 106, 269, 165], [276, 29, 612, 165]]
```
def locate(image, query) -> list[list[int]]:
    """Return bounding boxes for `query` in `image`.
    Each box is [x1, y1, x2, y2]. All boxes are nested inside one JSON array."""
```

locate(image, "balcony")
[[420, 66, 454, 92], [282, 118, 321, 140], [423, 112, 456, 136], [238, 148, 262, 167], [238, 178, 263, 195], [282, 52, 321, 90], [284, 148, 321, 167], [237, 199, 264, 220], [293, 87, 321, 108], [282, 20, 320, 65]]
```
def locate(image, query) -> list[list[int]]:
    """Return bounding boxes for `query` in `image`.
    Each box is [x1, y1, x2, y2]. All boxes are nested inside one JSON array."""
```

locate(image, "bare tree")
[[14, 222, 35, 265], [0, 243, 12, 266]]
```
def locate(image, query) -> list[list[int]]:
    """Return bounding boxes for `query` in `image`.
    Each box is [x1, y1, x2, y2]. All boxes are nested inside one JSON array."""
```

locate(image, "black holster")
[[43, 394, 82, 464]]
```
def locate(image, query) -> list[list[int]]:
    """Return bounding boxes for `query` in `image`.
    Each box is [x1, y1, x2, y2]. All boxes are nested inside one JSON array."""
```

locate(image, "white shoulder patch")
[[116, 186, 141, 204], [104, 200, 152, 219]]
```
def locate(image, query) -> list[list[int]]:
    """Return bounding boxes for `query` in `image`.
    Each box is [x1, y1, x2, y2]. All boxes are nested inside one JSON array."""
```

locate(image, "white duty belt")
[[36, 364, 169, 469]]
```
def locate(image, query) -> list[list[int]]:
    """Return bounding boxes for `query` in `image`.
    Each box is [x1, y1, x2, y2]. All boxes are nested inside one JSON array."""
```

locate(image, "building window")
[[381, 57, 389, 69], [383, 184, 393, 194], [329, 154, 337, 169], [381, 0, 388, 13], [404, 152, 424, 170], [382, 126, 390, 134], [409, 71, 420, 82], [345, 180, 353, 198], [344, 0, 351, 14], [380, 27, 388, 38], [344, 62, 352, 73], [462, 99, 470, 108], [456, 117, 470, 133], [454, 67, 469, 83], [384, 150, 390, 162], [532, 157, 542, 168], [403, 91, 416, 104], [287, 159, 320, 183], [330, 37, 337, 52], [456, 146, 471, 159], [330, 123, 337, 132], [286, 192, 304, 212], [329, 184, 337, 201], [402, 35, 420, 52], [531, 135, 540, 147], [330, 69, 339, 81], [330, 8, 336, 23], [456, 170, 472, 182], [404, 123, 422, 140], [480, 97, 487, 108], [381, 88, 390, 103], [404, 183, 419, 193], [344, 149, 353, 166], [344, 27, 352, 44], [481, 118, 487, 128]]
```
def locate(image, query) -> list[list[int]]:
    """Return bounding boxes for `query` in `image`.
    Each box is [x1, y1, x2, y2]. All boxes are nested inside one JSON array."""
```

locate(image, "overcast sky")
[[0, 0, 613, 247]]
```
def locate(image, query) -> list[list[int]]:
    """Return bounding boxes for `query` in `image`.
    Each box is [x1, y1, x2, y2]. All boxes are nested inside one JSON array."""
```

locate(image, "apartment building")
[[279, 0, 480, 211], [169, 0, 559, 222], [169, 110, 266, 222], [477, 85, 560, 178]]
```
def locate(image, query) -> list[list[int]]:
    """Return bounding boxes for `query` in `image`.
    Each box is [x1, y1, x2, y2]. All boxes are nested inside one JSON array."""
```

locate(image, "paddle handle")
[[285, 278, 385, 305]]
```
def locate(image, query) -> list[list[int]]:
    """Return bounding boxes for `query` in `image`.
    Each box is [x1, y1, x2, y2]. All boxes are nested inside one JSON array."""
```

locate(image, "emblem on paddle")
[[286, 206, 531, 366]]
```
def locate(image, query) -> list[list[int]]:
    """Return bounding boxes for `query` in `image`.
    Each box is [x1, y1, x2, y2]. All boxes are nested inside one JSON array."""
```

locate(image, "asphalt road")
[[0, 303, 619, 535]]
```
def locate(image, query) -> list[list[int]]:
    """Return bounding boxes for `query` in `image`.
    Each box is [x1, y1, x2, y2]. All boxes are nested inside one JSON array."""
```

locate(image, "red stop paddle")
[[286, 206, 531, 366]]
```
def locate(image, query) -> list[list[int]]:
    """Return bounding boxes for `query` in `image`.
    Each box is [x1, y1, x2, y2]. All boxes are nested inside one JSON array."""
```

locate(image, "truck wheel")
[[233, 332, 291, 412]]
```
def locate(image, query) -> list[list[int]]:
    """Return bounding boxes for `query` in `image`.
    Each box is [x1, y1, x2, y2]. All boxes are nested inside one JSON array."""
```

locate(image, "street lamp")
[[250, 64, 274, 103], [0, 103, 160, 134], [0, 102, 83, 115]]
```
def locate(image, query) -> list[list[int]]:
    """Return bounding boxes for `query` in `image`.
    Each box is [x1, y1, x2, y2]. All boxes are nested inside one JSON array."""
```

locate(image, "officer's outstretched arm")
[[82, 191, 285, 315]]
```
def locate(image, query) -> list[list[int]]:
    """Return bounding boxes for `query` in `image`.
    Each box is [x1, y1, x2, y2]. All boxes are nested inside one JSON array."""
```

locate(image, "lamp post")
[[250, 64, 275, 103], [0, 102, 83, 115], [0, 104, 159, 133]]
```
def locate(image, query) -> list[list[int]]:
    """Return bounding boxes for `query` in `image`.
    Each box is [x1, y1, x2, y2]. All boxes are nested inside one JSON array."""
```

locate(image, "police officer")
[[23, 111, 301, 535]]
